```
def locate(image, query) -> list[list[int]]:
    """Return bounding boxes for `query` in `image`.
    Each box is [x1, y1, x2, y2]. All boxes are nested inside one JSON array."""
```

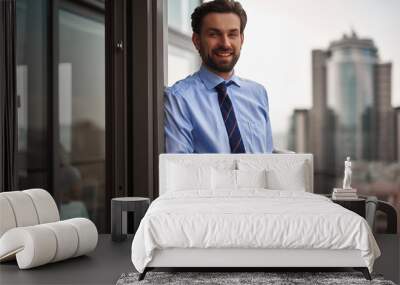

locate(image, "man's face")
[[193, 12, 244, 74]]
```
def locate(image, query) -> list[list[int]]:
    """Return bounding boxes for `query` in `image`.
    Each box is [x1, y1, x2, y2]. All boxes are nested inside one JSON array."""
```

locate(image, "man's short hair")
[[191, 0, 247, 34]]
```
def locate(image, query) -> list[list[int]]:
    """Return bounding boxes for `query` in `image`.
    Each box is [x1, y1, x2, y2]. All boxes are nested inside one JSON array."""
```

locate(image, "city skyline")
[[297, 33, 394, 161], [235, 0, 400, 148], [287, 32, 399, 225]]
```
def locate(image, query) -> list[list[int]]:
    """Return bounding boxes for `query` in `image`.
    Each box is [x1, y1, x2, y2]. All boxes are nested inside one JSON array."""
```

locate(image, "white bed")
[[131, 154, 380, 280]]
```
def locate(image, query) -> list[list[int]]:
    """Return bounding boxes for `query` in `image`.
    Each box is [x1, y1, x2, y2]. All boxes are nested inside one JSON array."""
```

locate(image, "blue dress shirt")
[[164, 66, 274, 153]]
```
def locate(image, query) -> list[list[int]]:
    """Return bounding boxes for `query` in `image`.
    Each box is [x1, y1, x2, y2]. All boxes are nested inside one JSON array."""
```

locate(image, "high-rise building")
[[291, 31, 397, 192], [309, 50, 335, 175], [396, 107, 400, 161], [374, 63, 395, 161], [289, 109, 309, 153], [326, 32, 378, 167]]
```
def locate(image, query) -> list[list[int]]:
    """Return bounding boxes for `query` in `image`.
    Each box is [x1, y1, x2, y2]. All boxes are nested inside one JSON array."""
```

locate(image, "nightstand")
[[111, 197, 150, 242], [331, 198, 366, 218]]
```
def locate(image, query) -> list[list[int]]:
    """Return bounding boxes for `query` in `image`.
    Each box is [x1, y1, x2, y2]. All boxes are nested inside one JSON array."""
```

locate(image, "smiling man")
[[164, 0, 274, 153]]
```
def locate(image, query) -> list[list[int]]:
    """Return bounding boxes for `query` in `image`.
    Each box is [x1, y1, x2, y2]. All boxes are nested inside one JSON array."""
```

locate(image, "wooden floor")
[[0, 234, 398, 285]]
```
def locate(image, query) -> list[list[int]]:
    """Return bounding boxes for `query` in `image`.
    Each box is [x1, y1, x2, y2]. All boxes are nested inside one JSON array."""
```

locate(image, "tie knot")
[[215, 82, 228, 94]]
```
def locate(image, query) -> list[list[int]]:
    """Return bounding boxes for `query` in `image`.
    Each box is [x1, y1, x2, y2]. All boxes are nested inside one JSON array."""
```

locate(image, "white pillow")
[[266, 168, 306, 191], [236, 169, 267, 189], [167, 162, 211, 191], [211, 168, 236, 190], [211, 169, 268, 190], [237, 159, 307, 191]]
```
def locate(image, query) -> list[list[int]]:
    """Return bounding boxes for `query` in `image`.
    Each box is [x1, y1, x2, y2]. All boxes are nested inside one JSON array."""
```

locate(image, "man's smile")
[[215, 52, 232, 57], [213, 50, 234, 58]]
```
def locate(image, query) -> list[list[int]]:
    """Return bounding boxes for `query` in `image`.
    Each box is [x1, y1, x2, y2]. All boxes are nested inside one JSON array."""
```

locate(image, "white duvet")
[[131, 189, 380, 273]]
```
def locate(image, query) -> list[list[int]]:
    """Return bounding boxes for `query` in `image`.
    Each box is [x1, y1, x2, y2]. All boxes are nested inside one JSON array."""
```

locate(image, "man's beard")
[[200, 47, 240, 73]]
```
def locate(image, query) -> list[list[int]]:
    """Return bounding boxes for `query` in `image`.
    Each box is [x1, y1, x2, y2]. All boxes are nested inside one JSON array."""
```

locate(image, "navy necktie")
[[215, 82, 246, 153]]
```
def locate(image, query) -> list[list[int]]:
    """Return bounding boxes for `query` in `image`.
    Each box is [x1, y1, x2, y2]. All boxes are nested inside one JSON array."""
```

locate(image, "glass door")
[[16, 0, 107, 233], [57, 3, 106, 231], [16, 0, 50, 193]]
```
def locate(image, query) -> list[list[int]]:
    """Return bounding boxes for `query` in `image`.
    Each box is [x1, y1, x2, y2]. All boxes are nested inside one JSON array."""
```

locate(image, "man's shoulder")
[[165, 73, 201, 98], [236, 76, 266, 92]]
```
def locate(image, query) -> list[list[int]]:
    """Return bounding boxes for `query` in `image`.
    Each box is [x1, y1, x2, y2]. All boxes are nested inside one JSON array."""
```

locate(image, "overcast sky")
[[235, 0, 400, 143]]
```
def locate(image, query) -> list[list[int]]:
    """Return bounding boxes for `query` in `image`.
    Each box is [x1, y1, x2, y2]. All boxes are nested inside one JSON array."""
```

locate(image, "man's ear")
[[192, 33, 201, 51], [241, 33, 244, 46]]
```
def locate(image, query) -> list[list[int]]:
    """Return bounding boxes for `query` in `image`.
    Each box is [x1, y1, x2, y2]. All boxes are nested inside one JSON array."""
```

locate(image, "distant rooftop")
[[329, 30, 378, 53]]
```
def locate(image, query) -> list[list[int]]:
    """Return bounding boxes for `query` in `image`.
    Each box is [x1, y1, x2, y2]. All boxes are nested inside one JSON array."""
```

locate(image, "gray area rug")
[[116, 271, 396, 285]]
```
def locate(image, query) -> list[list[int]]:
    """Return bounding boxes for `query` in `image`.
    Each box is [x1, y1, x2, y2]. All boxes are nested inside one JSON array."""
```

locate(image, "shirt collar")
[[198, 65, 241, 90]]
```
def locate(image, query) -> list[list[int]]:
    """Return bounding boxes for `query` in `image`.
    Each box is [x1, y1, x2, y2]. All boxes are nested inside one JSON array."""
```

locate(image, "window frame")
[[1, 0, 167, 233], [0, 0, 18, 192]]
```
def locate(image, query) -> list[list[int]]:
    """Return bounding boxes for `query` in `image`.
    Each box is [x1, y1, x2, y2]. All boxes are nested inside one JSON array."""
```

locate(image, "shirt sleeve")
[[164, 89, 194, 153], [263, 87, 274, 153]]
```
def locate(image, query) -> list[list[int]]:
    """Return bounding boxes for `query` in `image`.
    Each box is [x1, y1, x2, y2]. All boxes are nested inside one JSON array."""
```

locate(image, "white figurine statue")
[[342, 156, 352, 189]]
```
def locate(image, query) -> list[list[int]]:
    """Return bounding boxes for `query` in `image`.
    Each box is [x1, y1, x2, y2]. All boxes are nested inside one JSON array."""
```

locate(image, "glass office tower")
[[326, 32, 378, 171]]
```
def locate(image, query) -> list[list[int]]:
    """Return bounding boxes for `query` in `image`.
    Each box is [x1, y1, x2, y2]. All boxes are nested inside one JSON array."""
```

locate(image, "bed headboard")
[[159, 154, 314, 195]]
